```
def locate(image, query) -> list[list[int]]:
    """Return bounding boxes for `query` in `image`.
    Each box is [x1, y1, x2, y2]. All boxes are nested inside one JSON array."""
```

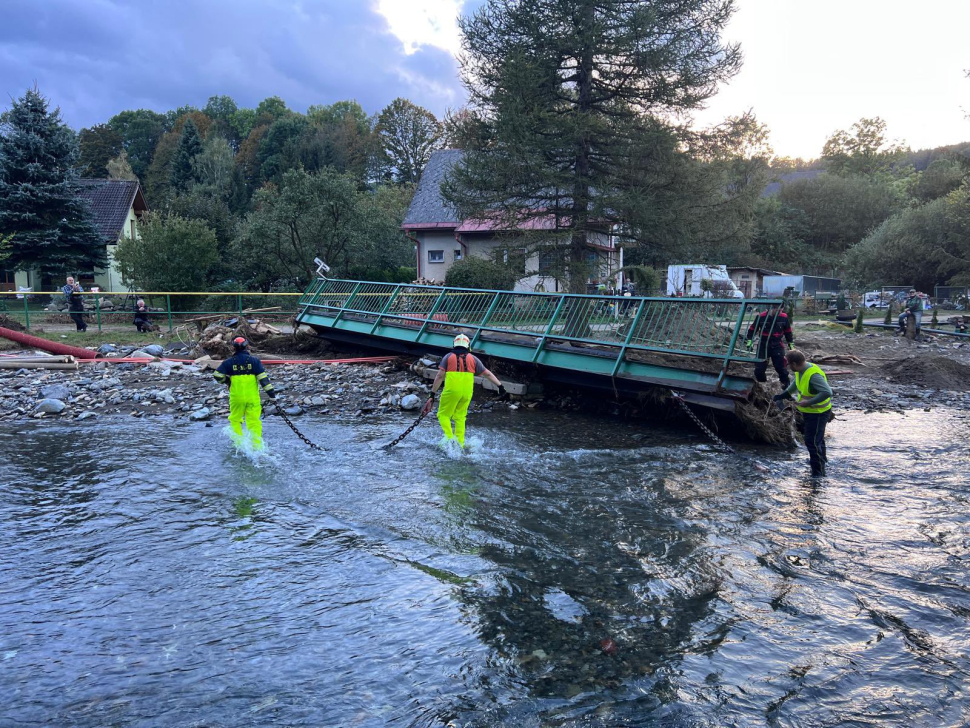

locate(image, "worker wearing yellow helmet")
[[429, 333, 506, 448]]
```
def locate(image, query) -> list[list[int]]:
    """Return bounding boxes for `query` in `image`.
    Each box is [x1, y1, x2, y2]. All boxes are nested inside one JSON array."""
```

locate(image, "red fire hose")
[[0, 326, 98, 359]]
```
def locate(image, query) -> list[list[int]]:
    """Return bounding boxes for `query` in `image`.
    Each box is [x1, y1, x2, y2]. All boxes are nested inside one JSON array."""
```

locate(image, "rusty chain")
[[275, 402, 326, 451], [670, 393, 737, 455]]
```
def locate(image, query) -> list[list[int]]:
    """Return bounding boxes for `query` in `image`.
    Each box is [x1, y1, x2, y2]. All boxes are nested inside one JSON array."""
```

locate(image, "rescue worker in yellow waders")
[[213, 337, 276, 450], [773, 350, 834, 477], [429, 334, 506, 448]]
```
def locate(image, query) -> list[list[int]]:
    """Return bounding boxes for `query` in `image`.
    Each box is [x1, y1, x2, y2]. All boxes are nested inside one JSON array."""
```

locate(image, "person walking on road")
[[212, 336, 277, 451], [898, 289, 924, 335], [745, 302, 794, 388], [429, 334, 506, 449], [773, 350, 834, 477], [63, 276, 87, 332]]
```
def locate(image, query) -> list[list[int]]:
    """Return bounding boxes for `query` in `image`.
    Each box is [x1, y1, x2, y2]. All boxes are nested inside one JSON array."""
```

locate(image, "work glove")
[[266, 390, 277, 399], [421, 392, 436, 416], [772, 393, 787, 412], [745, 339, 754, 351], [787, 341, 794, 350], [495, 384, 511, 401]]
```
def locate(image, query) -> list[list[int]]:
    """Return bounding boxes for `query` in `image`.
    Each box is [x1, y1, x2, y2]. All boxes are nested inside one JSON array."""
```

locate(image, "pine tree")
[[444, 0, 744, 292], [170, 118, 204, 191], [0, 88, 107, 277]]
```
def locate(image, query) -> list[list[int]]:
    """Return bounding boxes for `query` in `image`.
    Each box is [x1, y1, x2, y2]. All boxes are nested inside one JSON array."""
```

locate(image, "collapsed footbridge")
[[295, 278, 785, 413]]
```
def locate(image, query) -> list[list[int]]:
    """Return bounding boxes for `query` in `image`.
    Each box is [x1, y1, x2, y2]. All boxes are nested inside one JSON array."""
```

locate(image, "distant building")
[[7, 179, 148, 293], [762, 274, 842, 298], [727, 266, 783, 298], [402, 150, 616, 292]]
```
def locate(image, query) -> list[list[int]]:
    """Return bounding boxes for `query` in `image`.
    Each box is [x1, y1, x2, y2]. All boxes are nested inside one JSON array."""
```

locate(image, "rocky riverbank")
[[0, 357, 441, 424]]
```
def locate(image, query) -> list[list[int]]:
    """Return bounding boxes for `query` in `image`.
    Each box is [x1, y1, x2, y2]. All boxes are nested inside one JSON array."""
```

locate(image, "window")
[[428, 250, 444, 264], [454, 249, 463, 261], [501, 248, 527, 275], [130, 219, 137, 240], [538, 251, 558, 276]]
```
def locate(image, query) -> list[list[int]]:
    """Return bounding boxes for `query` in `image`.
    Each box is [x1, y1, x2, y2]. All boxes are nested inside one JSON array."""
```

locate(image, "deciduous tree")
[[376, 98, 441, 184]]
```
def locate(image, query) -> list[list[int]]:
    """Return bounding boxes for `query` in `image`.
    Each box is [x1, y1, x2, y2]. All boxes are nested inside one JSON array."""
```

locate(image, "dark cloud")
[[0, 0, 472, 128]]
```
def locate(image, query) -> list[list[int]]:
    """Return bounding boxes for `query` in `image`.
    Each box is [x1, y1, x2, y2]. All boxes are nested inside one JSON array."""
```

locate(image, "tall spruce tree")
[[444, 0, 743, 291], [0, 88, 107, 277], [170, 118, 204, 191]]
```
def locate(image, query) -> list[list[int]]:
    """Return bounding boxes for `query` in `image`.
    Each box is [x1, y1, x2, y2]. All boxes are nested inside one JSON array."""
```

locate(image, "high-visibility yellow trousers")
[[437, 371, 474, 447], [228, 377, 263, 450]]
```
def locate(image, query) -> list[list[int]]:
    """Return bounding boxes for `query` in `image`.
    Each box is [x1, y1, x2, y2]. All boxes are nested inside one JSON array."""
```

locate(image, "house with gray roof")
[[403, 150, 616, 292], [8, 179, 148, 294]]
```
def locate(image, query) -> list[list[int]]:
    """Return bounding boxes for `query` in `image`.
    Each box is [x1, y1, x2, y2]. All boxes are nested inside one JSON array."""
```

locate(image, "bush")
[[444, 256, 518, 290], [346, 265, 416, 283], [114, 213, 219, 309]]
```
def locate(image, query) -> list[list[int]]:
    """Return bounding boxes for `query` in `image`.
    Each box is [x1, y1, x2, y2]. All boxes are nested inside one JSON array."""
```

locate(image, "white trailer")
[[666, 264, 743, 298]]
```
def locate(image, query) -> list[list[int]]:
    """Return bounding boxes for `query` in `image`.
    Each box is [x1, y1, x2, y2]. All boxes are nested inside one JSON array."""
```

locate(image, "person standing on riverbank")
[[773, 350, 833, 477], [746, 302, 794, 388], [429, 334, 506, 449], [213, 336, 276, 451], [62, 277, 87, 332]]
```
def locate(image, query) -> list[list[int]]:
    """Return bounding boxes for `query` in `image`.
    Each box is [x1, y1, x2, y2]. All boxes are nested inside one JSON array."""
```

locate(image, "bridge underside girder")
[[301, 313, 756, 412]]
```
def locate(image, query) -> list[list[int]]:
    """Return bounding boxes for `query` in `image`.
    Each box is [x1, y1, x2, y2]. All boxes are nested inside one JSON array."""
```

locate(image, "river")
[[1, 407, 969, 727]]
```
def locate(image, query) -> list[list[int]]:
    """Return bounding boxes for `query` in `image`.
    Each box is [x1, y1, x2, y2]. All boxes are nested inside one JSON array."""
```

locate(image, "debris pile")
[[882, 356, 970, 391]]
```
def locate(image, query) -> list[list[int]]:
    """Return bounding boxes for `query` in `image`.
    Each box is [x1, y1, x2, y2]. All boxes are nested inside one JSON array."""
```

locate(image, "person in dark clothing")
[[745, 303, 793, 387], [773, 350, 834, 477], [63, 277, 87, 332], [133, 299, 153, 332]]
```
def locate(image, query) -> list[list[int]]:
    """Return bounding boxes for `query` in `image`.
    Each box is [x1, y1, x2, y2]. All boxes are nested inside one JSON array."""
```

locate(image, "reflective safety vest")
[[442, 352, 478, 397], [794, 363, 832, 414]]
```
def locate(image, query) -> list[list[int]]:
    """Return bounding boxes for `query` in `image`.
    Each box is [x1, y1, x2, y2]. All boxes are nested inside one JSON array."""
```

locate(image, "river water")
[[2, 407, 969, 727]]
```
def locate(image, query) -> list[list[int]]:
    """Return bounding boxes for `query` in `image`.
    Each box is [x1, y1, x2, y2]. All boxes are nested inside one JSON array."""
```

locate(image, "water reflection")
[[0, 410, 968, 726]]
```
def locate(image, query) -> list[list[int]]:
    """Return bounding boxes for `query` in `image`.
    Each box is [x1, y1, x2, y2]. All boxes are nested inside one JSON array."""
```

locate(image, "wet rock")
[[76, 411, 97, 421], [189, 408, 210, 421], [98, 343, 117, 355], [40, 384, 71, 401], [130, 350, 152, 359], [143, 344, 165, 357], [400, 394, 421, 411], [283, 405, 304, 416], [35, 399, 66, 414]]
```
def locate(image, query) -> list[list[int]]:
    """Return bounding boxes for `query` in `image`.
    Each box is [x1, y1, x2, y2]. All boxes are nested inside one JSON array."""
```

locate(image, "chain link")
[[384, 398, 434, 449], [671, 393, 737, 455], [275, 403, 326, 451]]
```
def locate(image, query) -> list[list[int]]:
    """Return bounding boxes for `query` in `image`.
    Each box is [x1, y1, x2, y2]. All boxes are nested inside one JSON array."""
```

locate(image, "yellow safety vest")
[[794, 363, 832, 414]]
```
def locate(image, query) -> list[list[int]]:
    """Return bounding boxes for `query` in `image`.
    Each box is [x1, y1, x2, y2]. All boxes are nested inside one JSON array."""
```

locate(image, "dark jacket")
[[747, 310, 793, 346]]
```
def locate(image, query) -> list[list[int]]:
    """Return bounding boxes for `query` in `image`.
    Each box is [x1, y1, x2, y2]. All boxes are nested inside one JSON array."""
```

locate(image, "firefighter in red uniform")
[[745, 303, 794, 388]]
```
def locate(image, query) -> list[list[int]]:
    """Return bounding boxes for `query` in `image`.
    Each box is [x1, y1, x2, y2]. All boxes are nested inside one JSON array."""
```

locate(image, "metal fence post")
[[716, 301, 748, 391], [238, 294, 243, 317], [610, 300, 647, 377], [167, 294, 173, 332], [96, 296, 102, 332], [532, 295, 567, 363], [469, 291, 502, 350], [23, 295, 30, 330]]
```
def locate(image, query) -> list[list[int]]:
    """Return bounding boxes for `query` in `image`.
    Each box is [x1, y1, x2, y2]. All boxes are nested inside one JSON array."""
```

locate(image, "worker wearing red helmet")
[[212, 336, 276, 450], [429, 333, 506, 448]]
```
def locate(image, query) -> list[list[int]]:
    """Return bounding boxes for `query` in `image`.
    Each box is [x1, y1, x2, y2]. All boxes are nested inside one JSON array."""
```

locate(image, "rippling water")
[[2, 406, 970, 727]]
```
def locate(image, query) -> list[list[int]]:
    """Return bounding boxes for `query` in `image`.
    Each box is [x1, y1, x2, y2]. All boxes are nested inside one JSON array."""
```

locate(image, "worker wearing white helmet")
[[429, 333, 506, 448]]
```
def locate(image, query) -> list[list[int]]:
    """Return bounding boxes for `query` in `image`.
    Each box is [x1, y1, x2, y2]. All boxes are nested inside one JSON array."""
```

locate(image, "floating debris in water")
[[599, 638, 618, 656]]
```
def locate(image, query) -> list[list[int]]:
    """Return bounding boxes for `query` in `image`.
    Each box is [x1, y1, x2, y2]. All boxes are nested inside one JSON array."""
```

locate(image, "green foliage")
[[619, 265, 662, 294], [78, 124, 123, 177], [170, 118, 204, 191], [255, 96, 289, 121], [107, 150, 138, 180], [0, 87, 107, 276], [932, 307, 939, 326], [346, 265, 417, 283], [375, 98, 441, 184], [884, 303, 893, 326], [836, 292, 847, 310], [854, 307, 864, 333], [236, 167, 403, 290], [822, 117, 906, 176], [444, 256, 518, 290], [114, 213, 219, 299], [107, 109, 168, 179], [445, 0, 745, 292], [843, 188, 970, 291]]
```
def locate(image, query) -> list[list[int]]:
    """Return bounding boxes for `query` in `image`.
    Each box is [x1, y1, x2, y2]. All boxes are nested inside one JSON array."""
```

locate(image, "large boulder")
[[400, 394, 422, 411], [35, 399, 66, 414], [189, 407, 210, 421], [143, 344, 165, 357]]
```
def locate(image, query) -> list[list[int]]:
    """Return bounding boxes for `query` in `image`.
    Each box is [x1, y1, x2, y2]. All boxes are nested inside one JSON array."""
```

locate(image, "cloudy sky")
[[1, 0, 967, 159]]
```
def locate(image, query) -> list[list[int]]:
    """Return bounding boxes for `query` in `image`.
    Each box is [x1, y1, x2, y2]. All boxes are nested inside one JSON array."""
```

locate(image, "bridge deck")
[[295, 279, 784, 405]]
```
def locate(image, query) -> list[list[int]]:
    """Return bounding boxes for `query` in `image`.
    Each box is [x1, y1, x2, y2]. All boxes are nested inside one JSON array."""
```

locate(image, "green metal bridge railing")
[[297, 278, 785, 393]]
